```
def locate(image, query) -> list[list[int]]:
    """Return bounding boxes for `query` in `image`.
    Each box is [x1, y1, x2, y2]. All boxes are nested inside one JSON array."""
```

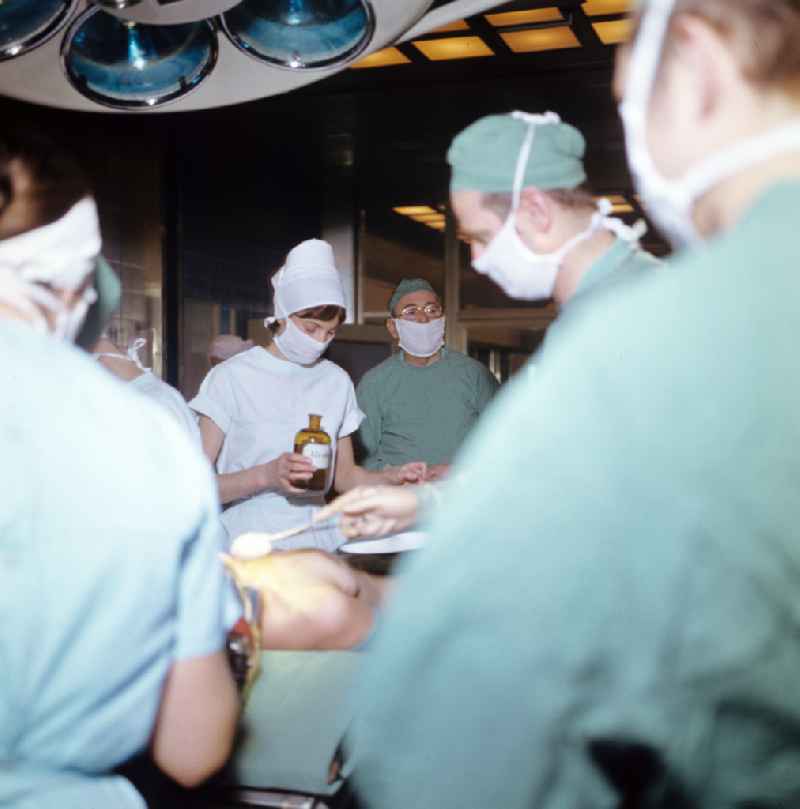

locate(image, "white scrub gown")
[[130, 370, 202, 445], [190, 346, 364, 551]]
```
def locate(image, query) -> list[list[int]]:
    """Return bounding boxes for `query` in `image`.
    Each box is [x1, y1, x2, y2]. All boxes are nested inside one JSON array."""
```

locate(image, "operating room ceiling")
[[0, 0, 520, 112]]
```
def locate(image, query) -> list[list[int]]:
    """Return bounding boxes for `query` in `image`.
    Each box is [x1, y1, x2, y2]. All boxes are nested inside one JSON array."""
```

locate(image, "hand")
[[384, 461, 427, 486], [327, 485, 419, 540], [425, 463, 451, 482], [267, 453, 314, 496], [222, 549, 378, 650]]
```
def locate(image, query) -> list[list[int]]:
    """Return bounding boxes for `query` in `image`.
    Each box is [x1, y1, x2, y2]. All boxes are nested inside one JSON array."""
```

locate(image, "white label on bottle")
[[302, 444, 331, 470]]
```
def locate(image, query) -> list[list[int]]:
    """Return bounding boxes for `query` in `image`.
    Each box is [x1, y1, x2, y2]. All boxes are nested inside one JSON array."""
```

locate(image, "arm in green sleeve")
[[475, 364, 500, 413], [356, 375, 382, 469]]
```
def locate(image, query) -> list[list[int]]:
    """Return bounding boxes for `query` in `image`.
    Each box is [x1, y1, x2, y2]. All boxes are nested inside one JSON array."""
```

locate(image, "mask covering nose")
[[473, 112, 646, 300], [274, 318, 332, 366], [394, 316, 446, 358], [620, 0, 800, 250]]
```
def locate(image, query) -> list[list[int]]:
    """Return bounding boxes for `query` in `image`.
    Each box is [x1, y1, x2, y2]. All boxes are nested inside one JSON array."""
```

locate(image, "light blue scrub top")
[[352, 183, 800, 808], [0, 321, 237, 808]]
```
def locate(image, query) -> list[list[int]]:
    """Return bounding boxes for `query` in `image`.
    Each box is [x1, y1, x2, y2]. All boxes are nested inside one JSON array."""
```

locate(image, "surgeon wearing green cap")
[[356, 276, 498, 478], [449, 110, 659, 308], [330, 112, 660, 540]]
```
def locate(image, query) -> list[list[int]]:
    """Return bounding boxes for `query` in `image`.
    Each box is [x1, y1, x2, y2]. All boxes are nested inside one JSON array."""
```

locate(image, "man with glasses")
[[356, 278, 498, 480]]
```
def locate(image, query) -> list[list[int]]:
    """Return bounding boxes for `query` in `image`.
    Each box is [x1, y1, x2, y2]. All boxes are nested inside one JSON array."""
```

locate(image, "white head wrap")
[[265, 239, 346, 326], [0, 197, 102, 332]]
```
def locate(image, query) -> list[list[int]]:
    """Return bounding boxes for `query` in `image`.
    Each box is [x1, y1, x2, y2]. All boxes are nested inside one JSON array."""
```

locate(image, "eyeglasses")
[[398, 303, 443, 321]]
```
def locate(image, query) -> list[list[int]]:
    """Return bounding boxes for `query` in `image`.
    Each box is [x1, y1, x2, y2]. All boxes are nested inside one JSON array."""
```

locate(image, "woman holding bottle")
[[191, 238, 425, 551]]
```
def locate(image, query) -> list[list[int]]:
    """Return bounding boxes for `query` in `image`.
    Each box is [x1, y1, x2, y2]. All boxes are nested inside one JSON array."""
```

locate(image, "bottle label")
[[302, 443, 331, 470]]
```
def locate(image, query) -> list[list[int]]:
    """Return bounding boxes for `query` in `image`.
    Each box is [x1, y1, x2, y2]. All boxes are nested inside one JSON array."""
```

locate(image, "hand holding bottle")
[[268, 452, 315, 495]]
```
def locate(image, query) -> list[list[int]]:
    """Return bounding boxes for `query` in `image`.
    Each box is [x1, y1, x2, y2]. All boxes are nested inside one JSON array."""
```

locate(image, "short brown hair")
[[664, 1, 800, 90], [0, 132, 91, 241], [294, 305, 346, 325], [266, 304, 346, 338], [481, 186, 597, 220]]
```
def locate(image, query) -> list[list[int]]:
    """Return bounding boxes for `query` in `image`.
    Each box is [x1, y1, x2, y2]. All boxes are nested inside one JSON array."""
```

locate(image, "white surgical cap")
[[267, 239, 346, 324]]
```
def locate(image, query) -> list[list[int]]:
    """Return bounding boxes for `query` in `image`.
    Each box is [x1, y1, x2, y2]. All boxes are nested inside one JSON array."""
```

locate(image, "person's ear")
[[518, 188, 553, 236], [667, 14, 732, 125], [386, 317, 399, 341]]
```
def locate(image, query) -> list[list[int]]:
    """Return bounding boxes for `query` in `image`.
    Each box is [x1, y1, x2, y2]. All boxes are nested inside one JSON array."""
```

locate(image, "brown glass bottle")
[[293, 414, 332, 492]]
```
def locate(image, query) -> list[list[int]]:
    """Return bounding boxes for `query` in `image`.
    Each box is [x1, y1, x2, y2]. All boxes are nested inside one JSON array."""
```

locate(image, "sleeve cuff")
[[189, 392, 232, 435], [339, 407, 366, 439]]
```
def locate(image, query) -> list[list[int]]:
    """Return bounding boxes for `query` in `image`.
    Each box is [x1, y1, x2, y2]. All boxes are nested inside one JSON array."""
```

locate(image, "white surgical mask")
[[473, 112, 644, 301], [0, 198, 102, 342], [274, 318, 332, 366], [52, 285, 98, 342], [620, 0, 800, 249], [394, 316, 445, 358], [20, 276, 97, 343]]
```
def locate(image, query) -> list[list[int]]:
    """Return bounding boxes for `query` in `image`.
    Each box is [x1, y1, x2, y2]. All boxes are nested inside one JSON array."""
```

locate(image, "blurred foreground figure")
[[351, 2, 800, 807]]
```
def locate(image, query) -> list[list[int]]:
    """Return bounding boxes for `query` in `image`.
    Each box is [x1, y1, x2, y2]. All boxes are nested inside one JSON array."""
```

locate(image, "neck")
[[694, 150, 800, 238], [553, 227, 616, 306], [267, 341, 287, 362], [402, 348, 443, 367]]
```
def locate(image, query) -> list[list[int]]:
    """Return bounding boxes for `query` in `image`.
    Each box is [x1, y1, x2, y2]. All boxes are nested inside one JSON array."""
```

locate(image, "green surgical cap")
[[388, 278, 437, 315], [448, 113, 587, 193]]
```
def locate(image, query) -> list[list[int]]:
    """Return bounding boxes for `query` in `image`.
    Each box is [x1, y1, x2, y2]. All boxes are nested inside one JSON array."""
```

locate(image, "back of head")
[[0, 131, 91, 241], [649, 0, 800, 93]]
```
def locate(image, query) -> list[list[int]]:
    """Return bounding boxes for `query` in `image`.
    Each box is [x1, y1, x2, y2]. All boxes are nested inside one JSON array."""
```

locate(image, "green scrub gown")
[[0, 322, 236, 808], [351, 182, 800, 808], [356, 348, 499, 468]]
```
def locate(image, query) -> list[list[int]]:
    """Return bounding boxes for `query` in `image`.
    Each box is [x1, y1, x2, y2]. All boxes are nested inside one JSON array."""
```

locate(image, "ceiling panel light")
[[412, 36, 493, 61], [411, 213, 446, 223], [221, 0, 375, 70], [0, 0, 78, 62], [393, 205, 438, 216], [431, 20, 470, 33], [598, 194, 634, 214], [592, 18, 631, 44], [582, 0, 631, 15], [485, 9, 563, 26], [62, 8, 217, 110], [351, 46, 409, 68], [500, 27, 580, 54]]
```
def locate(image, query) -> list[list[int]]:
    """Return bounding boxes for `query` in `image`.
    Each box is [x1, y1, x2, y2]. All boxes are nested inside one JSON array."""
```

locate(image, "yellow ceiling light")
[[582, 0, 632, 15], [393, 205, 438, 216], [598, 194, 634, 214], [431, 20, 470, 33], [500, 26, 581, 54], [351, 47, 411, 69], [593, 18, 632, 44], [425, 221, 446, 231], [411, 213, 446, 223], [412, 36, 494, 61], [485, 9, 563, 26]]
